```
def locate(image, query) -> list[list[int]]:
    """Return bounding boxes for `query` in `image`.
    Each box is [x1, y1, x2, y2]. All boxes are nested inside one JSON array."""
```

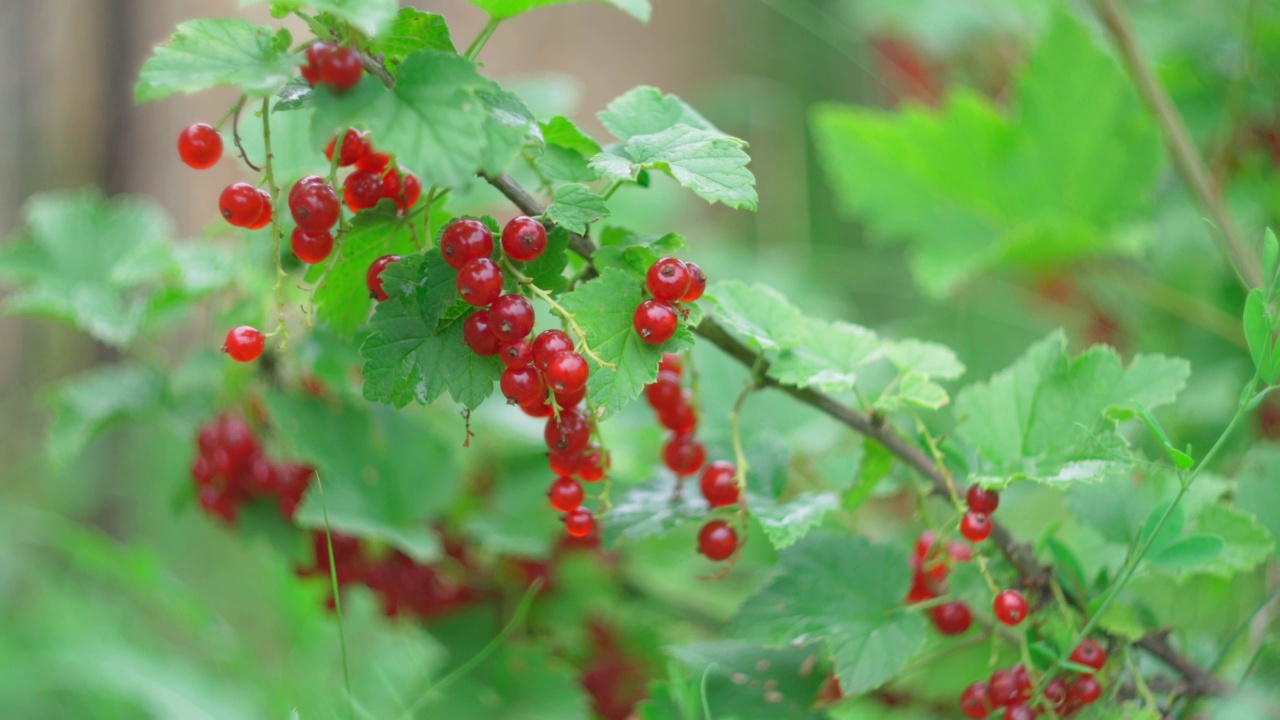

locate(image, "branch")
[[481, 171, 1230, 700], [1091, 0, 1261, 289]]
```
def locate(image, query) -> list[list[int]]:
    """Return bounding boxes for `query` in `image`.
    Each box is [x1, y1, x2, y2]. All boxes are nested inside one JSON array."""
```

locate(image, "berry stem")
[[232, 96, 262, 172], [260, 97, 289, 351], [728, 362, 759, 515], [500, 258, 616, 369], [1124, 645, 1164, 715], [601, 179, 624, 201], [464, 17, 502, 61], [314, 472, 354, 720]]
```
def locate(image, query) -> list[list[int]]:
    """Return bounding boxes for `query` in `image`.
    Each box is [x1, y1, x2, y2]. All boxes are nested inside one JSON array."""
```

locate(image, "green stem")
[[501, 258, 615, 369], [260, 97, 289, 350], [464, 18, 502, 61], [601, 180, 624, 201], [316, 473, 355, 720]]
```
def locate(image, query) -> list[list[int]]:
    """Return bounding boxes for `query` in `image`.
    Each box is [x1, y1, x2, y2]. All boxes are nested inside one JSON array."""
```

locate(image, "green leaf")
[[360, 251, 503, 409], [523, 227, 572, 293], [536, 116, 603, 182], [41, 364, 166, 472], [749, 492, 840, 549], [1264, 228, 1279, 294], [602, 474, 706, 546], [1147, 534, 1225, 569], [545, 184, 610, 234], [589, 152, 640, 182], [769, 317, 879, 392], [314, 203, 417, 337], [1134, 403, 1194, 469], [954, 332, 1190, 484], [245, 0, 398, 37], [1244, 289, 1275, 381], [267, 392, 461, 561], [559, 268, 694, 417], [1139, 501, 1186, 559], [886, 372, 951, 410], [707, 281, 805, 352], [374, 8, 455, 70], [135, 19, 300, 102], [308, 78, 386, 149], [811, 10, 1158, 295], [1235, 446, 1280, 551], [665, 641, 828, 720], [881, 339, 964, 380], [599, 86, 718, 142], [731, 532, 925, 695], [625, 126, 757, 210], [1188, 505, 1275, 577], [463, 0, 650, 21], [430, 644, 592, 719], [0, 190, 180, 347]]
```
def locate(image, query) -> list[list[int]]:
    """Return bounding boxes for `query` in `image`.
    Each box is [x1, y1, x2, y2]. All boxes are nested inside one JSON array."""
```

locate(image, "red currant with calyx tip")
[[564, 507, 595, 538], [1069, 675, 1101, 705], [244, 189, 274, 230], [545, 351, 589, 394], [291, 228, 334, 264], [223, 326, 265, 362], [441, 219, 495, 270], [699, 461, 739, 507], [317, 45, 363, 90], [500, 366, 545, 406], [487, 294, 535, 342], [545, 409, 591, 454], [289, 176, 339, 232], [966, 484, 1000, 514], [499, 340, 533, 369], [501, 215, 548, 262], [457, 258, 504, 307], [547, 476, 584, 512], [177, 123, 222, 169], [463, 312, 502, 356], [930, 601, 972, 635], [959, 682, 992, 719], [219, 182, 265, 228], [1070, 638, 1107, 673], [646, 257, 691, 302], [382, 169, 421, 212], [993, 589, 1028, 626], [663, 433, 706, 476], [681, 262, 707, 302], [698, 520, 737, 561], [960, 511, 992, 542], [634, 299, 679, 344], [343, 170, 385, 212], [366, 254, 401, 302], [532, 330, 574, 369]]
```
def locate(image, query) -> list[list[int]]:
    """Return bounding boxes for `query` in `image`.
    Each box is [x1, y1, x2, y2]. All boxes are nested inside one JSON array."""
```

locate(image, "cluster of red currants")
[[642, 355, 740, 562], [190, 414, 314, 524], [960, 482, 998, 543], [907, 529, 975, 634], [959, 640, 1107, 719], [327, 128, 422, 215], [301, 41, 364, 91], [632, 257, 706, 345]]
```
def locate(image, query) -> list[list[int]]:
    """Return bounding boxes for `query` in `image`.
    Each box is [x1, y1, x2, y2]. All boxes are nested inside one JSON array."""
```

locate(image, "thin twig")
[[232, 96, 262, 172]]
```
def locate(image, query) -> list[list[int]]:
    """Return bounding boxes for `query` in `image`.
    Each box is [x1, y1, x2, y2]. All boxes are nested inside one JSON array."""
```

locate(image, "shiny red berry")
[[993, 589, 1028, 626], [966, 484, 1000, 514], [548, 450, 585, 476], [457, 258, 503, 307], [988, 669, 1019, 707], [646, 257, 691, 302], [501, 215, 547, 262], [547, 476, 584, 512], [554, 386, 586, 408], [930, 601, 972, 635], [382, 169, 421, 212], [644, 370, 682, 410], [657, 394, 697, 433], [663, 433, 706, 476], [1043, 678, 1068, 709], [520, 398, 554, 418], [487, 294, 535, 342], [318, 45, 363, 90], [302, 42, 333, 85], [366, 254, 401, 302], [289, 176, 339, 232], [1070, 638, 1107, 673], [219, 182, 265, 227], [634, 299, 678, 344], [681, 262, 707, 302], [499, 340, 533, 369], [699, 461, 739, 507], [697, 520, 737, 561], [959, 682, 992, 719], [463, 311, 502, 356], [177, 123, 222, 169], [440, 219, 494, 270], [325, 128, 365, 166], [343, 169, 385, 212], [355, 133, 389, 171], [577, 451, 607, 482], [531, 329, 573, 369], [960, 511, 992, 542], [1004, 705, 1035, 720], [545, 351, 588, 394], [1069, 675, 1101, 705], [658, 353, 683, 376], [564, 507, 595, 538], [545, 409, 591, 454], [244, 189, 274, 230], [290, 228, 334, 264], [500, 366, 545, 406], [223, 326, 265, 362]]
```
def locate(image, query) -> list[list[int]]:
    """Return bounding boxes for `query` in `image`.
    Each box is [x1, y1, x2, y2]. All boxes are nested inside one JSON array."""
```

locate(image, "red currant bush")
[[177, 123, 222, 169]]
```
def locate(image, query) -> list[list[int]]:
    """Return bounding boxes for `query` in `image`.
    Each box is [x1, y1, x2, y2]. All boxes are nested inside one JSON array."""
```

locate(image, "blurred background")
[[3, 0, 1280, 717]]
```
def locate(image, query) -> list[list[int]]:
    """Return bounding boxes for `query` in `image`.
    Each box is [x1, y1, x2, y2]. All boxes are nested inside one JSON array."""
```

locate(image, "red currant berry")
[[1069, 638, 1107, 673], [913, 530, 937, 563], [198, 484, 239, 523], [532, 329, 574, 369], [487, 294, 535, 342], [948, 540, 973, 563], [501, 215, 547, 262], [499, 340, 533, 369], [1069, 675, 1101, 705], [1043, 678, 1068, 709], [382, 169, 421, 212], [659, 352, 683, 376], [959, 682, 992, 719], [966, 484, 1000, 514], [906, 567, 941, 603], [500, 366, 545, 406], [663, 433, 706, 476], [545, 409, 591, 454], [547, 476, 584, 512], [318, 45, 363, 90], [325, 128, 365, 166], [457, 258, 504, 307], [645, 370, 683, 410], [244, 189, 274, 230], [548, 450, 585, 476], [366, 254, 401, 302], [681, 262, 707, 302], [634, 299, 678, 344], [545, 351, 589, 394], [646, 257, 692, 302], [988, 669, 1018, 707], [993, 589, 1028, 626], [355, 133, 390, 171], [302, 42, 334, 85], [577, 451, 607, 482], [1003, 704, 1035, 720], [289, 176, 339, 232], [657, 394, 697, 434], [697, 520, 738, 561], [290, 228, 334, 264], [343, 169, 385, 212], [440, 219, 494, 270], [520, 398, 554, 418], [1011, 665, 1032, 698], [177, 123, 222, 169], [930, 601, 972, 635], [699, 461, 739, 507], [463, 311, 502, 356], [219, 182, 265, 227], [564, 507, 595, 538], [223, 326, 265, 362], [960, 511, 992, 542], [554, 386, 586, 408]]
